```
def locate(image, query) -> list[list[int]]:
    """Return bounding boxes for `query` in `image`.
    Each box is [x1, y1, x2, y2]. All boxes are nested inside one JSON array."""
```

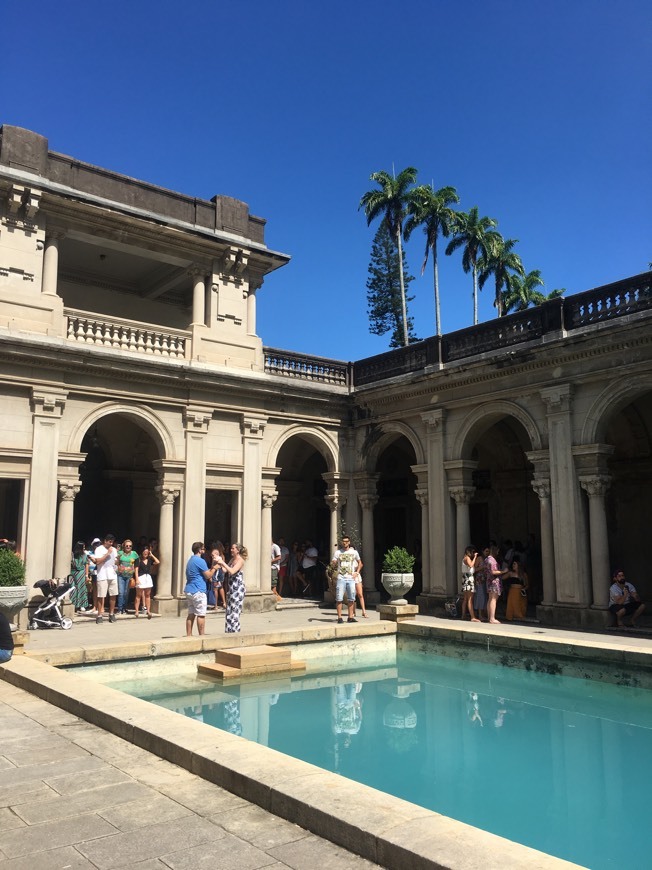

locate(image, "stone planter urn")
[[380, 572, 414, 605], [0, 585, 29, 629]]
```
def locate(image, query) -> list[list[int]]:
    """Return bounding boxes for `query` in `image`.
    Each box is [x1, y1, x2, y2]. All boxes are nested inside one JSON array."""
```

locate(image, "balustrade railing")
[[65, 309, 189, 359], [264, 348, 350, 386], [563, 272, 651, 329]]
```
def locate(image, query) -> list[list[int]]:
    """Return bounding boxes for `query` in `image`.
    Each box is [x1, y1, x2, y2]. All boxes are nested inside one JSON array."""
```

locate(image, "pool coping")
[[1, 622, 604, 869]]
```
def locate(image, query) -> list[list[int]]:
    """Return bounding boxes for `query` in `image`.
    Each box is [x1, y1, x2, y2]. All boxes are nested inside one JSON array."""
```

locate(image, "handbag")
[[129, 577, 136, 589]]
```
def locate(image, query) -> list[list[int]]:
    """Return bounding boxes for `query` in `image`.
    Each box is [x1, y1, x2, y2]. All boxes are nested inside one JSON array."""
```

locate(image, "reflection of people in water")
[[466, 692, 483, 726], [332, 683, 362, 746], [493, 697, 508, 728]]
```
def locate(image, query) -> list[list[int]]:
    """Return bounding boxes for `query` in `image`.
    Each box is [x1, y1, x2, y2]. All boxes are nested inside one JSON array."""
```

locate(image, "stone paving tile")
[[98, 792, 195, 833], [76, 815, 227, 869], [210, 804, 307, 850], [0, 757, 15, 770], [0, 756, 106, 790], [0, 808, 26, 832], [0, 782, 59, 810], [0, 844, 97, 869], [62, 726, 159, 766], [156, 777, 249, 816], [157, 831, 277, 870], [0, 812, 118, 859], [3, 743, 91, 768], [13, 781, 154, 825], [127, 861, 170, 870], [44, 766, 130, 796], [122, 758, 195, 790], [268, 833, 381, 869]]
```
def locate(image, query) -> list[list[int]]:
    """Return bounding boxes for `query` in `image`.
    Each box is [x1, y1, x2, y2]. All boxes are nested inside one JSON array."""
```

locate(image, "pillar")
[[190, 269, 206, 326], [260, 490, 276, 594], [241, 414, 267, 594], [541, 385, 590, 604], [42, 231, 64, 296], [53, 482, 80, 578], [182, 407, 211, 561], [444, 458, 478, 598], [531, 478, 556, 605], [325, 494, 340, 557], [359, 493, 378, 600], [450, 487, 475, 572], [154, 485, 179, 612], [246, 288, 257, 336], [415, 487, 430, 595], [579, 475, 612, 608], [421, 411, 449, 596]]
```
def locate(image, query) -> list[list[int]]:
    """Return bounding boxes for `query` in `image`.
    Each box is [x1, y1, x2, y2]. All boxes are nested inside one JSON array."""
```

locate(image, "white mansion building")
[[1, 124, 650, 628]]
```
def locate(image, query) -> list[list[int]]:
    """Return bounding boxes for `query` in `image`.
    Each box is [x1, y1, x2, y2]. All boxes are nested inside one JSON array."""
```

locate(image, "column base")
[[535, 602, 609, 630], [363, 589, 381, 604], [152, 595, 179, 616], [242, 592, 278, 613], [378, 603, 419, 622], [416, 593, 447, 614]]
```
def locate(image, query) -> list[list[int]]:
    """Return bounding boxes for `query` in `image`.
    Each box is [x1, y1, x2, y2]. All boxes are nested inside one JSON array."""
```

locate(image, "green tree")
[[445, 206, 499, 325], [366, 223, 419, 348], [360, 167, 418, 346], [502, 269, 545, 312], [478, 236, 524, 318], [404, 183, 459, 335]]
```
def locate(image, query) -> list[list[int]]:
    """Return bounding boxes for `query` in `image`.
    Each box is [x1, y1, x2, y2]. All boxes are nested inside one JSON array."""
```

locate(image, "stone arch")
[[68, 402, 174, 459], [581, 375, 652, 444], [360, 420, 425, 472], [267, 424, 338, 472], [453, 400, 542, 460]]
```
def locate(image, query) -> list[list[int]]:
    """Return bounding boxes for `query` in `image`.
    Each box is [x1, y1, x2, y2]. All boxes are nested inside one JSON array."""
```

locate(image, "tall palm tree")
[[478, 235, 524, 318], [404, 183, 459, 335], [445, 206, 499, 324], [360, 167, 418, 346], [502, 270, 545, 312]]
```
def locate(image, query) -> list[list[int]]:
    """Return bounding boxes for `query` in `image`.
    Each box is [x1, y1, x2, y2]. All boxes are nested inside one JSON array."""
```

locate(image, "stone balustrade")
[[264, 348, 350, 386], [65, 309, 189, 359]]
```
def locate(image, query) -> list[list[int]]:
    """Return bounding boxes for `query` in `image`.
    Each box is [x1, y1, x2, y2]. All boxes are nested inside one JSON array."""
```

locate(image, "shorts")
[[136, 574, 153, 589], [186, 590, 207, 616], [609, 601, 640, 616], [335, 576, 356, 603], [96, 576, 118, 598], [271, 568, 279, 588], [462, 575, 475, 593], [0, 649, 13, 664]]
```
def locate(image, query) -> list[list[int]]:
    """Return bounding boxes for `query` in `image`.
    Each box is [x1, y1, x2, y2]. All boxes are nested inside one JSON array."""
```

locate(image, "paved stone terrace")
[[0, 680, 380, 870]]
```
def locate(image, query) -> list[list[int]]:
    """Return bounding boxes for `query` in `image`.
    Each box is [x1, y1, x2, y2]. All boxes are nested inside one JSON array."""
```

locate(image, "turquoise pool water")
[[112, 649, 652, 869]]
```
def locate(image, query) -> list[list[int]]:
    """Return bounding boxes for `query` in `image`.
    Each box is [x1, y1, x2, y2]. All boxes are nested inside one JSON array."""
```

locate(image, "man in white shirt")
[[331, 536, 363, 624], [301, 539, 319, 596], [277, 537, 289, 597], [271, 540, 281, 600], [609, 569, 645, 628], [94, 534, 118, 625]]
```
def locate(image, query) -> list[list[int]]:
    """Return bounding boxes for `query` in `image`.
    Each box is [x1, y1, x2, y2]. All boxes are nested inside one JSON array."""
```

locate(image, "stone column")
[[54, 481, 80, 578], [325, 494, 340, 558], [449, 486, 475, 569], [182, 407, 211, 561], [190, 269, 206, 326], [323, 472, 347, 555], [358, 493, 379, 601], [260, 490, 277, 594], [421, 410, 449, 597], [42, 231, 64, 296], [415, 487, 430, 595], [579, 475, 612, 608], [541, 385, 590, 604], [444, 459, 477, 598], [154, 485, 179, 613], [25, 391, 67, 584], [246, 289, 257, 336], [241, 415, 267, 594], [531, 478, 556, 605]]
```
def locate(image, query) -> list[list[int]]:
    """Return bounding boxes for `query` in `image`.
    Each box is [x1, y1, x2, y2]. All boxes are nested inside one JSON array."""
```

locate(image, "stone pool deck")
[[3, 605, 649, 869]]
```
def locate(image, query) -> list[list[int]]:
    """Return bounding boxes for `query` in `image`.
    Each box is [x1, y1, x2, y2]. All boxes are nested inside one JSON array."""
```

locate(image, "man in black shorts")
[[609, 569, 645, 628]]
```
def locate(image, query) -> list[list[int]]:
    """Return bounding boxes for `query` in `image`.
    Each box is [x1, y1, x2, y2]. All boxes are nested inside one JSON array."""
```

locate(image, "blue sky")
[[3, 0, 651, 361]]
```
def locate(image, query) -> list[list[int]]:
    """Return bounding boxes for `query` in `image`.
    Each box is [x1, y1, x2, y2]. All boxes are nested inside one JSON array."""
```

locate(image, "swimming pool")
[[100, 640, 652, 870]]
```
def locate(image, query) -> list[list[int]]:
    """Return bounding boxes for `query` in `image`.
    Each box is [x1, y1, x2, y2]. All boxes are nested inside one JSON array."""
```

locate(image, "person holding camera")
[[609, 569, 645, 629]]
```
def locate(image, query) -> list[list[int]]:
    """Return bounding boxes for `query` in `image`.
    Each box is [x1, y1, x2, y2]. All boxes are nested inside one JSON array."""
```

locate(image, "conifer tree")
[[366, 223, 419, 348]]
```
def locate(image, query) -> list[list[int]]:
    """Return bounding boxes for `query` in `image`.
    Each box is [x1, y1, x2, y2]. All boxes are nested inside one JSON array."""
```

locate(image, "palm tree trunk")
[[496, 276, 503, 318], [396, 227, 410, 346], [433, 241, 441, 336], [472, 264, 478, 325]]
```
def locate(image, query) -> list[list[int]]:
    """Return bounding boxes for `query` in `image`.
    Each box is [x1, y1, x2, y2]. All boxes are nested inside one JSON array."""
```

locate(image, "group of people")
[[70, 535, 160, 624], [184, 541, 248, 636], [270, 538, 322, 599], [459, 540, 530, 625]]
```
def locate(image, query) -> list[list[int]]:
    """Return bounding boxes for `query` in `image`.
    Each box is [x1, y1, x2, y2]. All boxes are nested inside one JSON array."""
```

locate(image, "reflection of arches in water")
[[74, 413, 162, 544]]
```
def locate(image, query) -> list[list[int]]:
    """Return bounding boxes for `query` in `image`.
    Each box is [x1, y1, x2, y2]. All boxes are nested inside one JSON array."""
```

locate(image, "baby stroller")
[[444, 594, 462, 619], [29, 577, 74, 630]]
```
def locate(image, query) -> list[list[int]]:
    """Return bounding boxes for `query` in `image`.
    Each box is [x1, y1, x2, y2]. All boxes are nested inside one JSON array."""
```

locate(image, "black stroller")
[[29, 577, 74, 630]]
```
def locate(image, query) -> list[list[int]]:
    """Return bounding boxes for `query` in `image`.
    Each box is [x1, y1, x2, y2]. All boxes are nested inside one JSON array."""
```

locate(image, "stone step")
[[198, 658, 306, 682], [215, 644, 291, 669]]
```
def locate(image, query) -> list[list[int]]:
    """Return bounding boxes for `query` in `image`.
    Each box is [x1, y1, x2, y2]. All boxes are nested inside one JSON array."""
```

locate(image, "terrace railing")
[[563, 272, 652, 329], [264, 348, 350, 386], [65, 309, 189, 359]]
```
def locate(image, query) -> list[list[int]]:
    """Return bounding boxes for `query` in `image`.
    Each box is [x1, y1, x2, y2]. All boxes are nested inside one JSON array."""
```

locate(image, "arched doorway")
[[74, 414, 162, 544], [274, 435, 330, 556], [374, 435, 420, 598], [604, 390, 652, 601]]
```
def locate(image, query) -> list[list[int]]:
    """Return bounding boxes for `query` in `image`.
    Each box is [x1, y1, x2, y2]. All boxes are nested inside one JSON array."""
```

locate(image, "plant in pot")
[[381, 546, 415, 604], [0, 546, 28, 628]]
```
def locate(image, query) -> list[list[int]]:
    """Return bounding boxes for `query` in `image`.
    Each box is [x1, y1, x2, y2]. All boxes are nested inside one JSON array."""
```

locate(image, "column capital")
[[183, 406, 212, 432], [541, 383, 573, 413], [261, 490, 277, 509], [415, 488, 428, 507], [579, 474, 612, 499], [31, 390, 67, 417], [155, 485, 180, 506], [449, 485, 475, 505], [531, 478, 551, 500], [324, 493, 340, 512], [188, 264, 206, 279], [241, 414, 267, 439], [421, 408, 446, 432], [46, 228, 66, 243], [358, 494, 378, 511], [58, 481, 81, 501]]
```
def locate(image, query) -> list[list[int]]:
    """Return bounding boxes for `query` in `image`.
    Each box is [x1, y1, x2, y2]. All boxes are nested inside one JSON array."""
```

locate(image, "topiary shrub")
[[0, 548, 26, 587], [382, 546, 415, 574]]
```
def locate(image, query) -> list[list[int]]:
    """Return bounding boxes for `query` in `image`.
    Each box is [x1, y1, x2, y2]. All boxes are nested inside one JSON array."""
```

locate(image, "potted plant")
[[0, 546, 28, 628], [381, 546, 415, 604]]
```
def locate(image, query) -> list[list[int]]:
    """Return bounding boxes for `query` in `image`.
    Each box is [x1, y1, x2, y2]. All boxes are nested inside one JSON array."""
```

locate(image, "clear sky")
[[3, 0, 651, 361]]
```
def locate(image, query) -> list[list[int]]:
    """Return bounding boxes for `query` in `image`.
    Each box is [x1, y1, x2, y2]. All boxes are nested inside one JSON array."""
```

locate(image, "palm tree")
[[404, 184, 459, 335], [360, 167, 418, 346], [478, 236, 524, 318], [445, 206, 499, 325], [502, 270, 545, 312]]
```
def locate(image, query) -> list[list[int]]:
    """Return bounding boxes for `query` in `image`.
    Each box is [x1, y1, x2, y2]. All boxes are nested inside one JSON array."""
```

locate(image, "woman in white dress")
[[460, 546, 481, 621], [134, 545, 159, 620]]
